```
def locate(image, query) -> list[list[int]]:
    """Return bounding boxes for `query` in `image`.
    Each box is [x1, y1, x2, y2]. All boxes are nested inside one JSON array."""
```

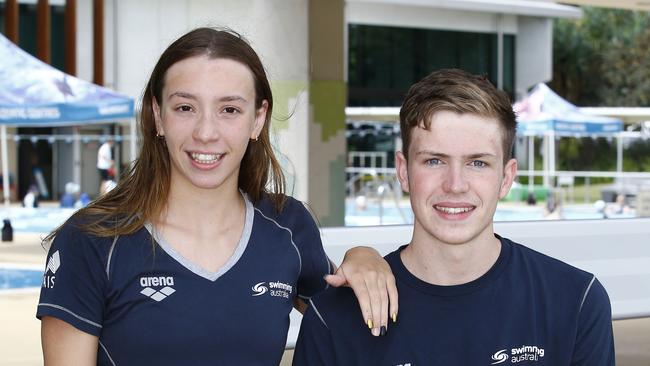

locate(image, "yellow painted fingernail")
[[392, 313, 397, 323], [367, 319, 373, 329]]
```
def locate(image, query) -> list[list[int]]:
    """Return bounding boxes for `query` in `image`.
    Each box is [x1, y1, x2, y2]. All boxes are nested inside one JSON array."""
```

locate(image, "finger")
[[348, 277, 373, 331], [323, 274, 347, 287], [386, 274, 399, 324], [378, 275, 389, 335], [364, 273, 382, 337]]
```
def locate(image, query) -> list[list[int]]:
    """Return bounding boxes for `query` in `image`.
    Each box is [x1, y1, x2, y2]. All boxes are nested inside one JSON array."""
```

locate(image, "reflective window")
[[348, 24, 515, 106]]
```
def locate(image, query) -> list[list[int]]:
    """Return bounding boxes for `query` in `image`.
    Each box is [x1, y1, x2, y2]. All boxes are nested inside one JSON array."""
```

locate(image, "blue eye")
[[470, 160, 487, 167], [425, 158, 441, 166]]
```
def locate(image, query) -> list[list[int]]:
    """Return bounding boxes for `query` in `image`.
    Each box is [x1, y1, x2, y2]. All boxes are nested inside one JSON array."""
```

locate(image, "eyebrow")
[[167, 92, 248, 103], [415, 150, 498, 160]]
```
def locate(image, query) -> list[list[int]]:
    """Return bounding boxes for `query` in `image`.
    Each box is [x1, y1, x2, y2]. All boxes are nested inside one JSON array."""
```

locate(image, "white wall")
[[346, 1, 518, 34], [515, 16, 553, 98]]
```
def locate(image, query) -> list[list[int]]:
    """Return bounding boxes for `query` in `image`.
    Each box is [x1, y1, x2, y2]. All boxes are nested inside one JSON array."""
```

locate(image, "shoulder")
[[307, 286, 360, 329], [503, 236, 599, 298], [254, 194, 317, 229], [50, 215, 147, 265]]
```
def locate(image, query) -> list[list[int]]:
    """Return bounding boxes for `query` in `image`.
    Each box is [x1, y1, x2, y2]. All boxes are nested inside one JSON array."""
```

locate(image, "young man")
[[293, 69, 614, 365]]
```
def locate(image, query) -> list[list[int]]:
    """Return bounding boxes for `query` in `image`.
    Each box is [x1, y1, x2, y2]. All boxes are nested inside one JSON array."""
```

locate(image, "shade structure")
[[514, 83, 622, 136], [0, 32, 135, 209], [0, 33, 133, 125], [514, 83, 624, 189]]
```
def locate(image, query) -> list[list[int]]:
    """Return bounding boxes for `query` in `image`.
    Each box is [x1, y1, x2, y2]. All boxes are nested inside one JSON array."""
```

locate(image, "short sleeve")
[[572, 277, 615, 365], [293, 300, 338, 366], [290, 200, 331, 300], [36, 223, 109, 337]]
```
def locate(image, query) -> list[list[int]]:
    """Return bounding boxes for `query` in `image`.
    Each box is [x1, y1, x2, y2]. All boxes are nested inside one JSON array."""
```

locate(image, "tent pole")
[[528, 135, 534, 192], [1, 125, 10, 210], [617, 133, 623, 180], [543, 133, 549, 188], [73, 127, 81, 185], [550, 131, 556, 188]]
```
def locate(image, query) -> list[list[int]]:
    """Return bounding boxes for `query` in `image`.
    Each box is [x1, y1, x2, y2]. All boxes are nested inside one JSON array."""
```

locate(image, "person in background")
[[37, 27, 398, 366], [22, 184, 39, 208], [294, 69, 614, 366], [607, 193, 632, 216], [96, 138, 114, 193]]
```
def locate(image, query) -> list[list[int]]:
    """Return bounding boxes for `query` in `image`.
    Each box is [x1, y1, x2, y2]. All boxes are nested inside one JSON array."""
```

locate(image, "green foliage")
[[551, 7, 650, 106], [550, 7, 650, 174]]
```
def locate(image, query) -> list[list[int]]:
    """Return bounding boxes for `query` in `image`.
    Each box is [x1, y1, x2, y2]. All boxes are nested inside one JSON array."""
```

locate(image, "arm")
[[571, 278, 615, 365], [325, 246, 398, 337], [42, 316, 98, 366], [292, 303, 338, 366]]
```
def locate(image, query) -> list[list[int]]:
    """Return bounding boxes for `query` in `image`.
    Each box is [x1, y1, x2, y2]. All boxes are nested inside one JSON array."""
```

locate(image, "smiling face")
[[153, 55, 267, 195], [396, 110, 517, 246]]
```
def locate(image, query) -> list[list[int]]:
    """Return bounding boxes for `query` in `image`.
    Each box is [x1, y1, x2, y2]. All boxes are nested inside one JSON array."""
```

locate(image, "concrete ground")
[[1, 232, 648, 365]]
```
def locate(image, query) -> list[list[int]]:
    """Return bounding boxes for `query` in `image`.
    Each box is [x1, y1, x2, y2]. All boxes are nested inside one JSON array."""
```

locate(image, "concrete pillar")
[[306, 0, 346, 226]]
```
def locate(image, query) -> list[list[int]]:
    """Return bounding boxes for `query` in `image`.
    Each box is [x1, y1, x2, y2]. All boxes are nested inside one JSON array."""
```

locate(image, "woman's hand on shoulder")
[[325, 246, 398, 337]]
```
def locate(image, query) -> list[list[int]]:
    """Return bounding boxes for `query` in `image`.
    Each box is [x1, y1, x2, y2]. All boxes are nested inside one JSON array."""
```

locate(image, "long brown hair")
[[45, 27, 285, 242]]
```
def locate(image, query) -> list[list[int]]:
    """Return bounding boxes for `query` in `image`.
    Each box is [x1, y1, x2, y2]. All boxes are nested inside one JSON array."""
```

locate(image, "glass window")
[[348, 24, 516, 106]]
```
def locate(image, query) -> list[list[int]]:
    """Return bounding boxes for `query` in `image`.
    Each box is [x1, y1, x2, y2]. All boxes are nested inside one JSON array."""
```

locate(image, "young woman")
[[37, 27, 397, 365]]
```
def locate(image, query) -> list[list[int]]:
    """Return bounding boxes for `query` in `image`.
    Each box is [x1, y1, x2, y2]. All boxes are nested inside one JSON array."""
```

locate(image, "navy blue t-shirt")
[[37, 194, 331, 365], [294, 236, 614, 366]]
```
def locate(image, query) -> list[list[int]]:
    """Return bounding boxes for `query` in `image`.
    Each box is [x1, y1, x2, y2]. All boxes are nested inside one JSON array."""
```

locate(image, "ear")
[[152, 98, 164, 136], [498, 158, 518, 199], [396, 150, 410, 193], [251, 100, 268, 140]]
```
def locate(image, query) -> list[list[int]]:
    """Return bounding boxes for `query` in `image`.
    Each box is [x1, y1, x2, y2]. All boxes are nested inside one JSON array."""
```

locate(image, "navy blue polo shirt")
[[37, 194, 331, 365], [294, 236, 615, 366]]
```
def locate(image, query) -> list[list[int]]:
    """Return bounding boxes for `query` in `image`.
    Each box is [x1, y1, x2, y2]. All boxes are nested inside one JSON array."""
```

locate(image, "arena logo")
[[139, 276, 176, 302], [251, 281, 293, 299]]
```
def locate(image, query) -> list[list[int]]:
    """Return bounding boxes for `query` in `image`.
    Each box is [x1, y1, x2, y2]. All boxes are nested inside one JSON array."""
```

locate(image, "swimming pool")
[[345, 199, 634, 226], [0, 265, 43, 291], [0, 207, 76, 233]]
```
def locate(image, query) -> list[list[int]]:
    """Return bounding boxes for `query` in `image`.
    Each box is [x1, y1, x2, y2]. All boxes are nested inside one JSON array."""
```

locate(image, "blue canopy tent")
[[514, 83, 623, 188], [0, 32, 135, 209]]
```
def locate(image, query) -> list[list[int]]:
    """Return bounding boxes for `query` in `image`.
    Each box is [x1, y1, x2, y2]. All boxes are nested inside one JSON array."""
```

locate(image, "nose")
[[192, 111, 220, 143], [442, 164, 469, 193]]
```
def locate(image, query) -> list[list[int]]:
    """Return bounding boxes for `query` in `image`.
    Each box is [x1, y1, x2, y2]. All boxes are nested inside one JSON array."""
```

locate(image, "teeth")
[[435, 206, 471, 214], [190, 152, 222, 163]]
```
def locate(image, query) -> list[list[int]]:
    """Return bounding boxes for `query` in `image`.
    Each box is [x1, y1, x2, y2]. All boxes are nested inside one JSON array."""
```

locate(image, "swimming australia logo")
[[42, 250, 60, 289], [491, 349, 509, 364], [139, 276, 176, 302], [251, 281, 293, 299], [252, 282, 268, 296], [490, 345, 545, 364]]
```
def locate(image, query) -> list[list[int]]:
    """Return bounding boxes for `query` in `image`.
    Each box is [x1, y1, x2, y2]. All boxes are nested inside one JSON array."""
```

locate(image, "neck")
[[401, 229, 501, 286], [158, 179, 244, 235]]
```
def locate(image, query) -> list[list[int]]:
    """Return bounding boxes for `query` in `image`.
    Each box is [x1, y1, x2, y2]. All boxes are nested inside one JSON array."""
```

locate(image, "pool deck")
[[1, 232, 648, 365]]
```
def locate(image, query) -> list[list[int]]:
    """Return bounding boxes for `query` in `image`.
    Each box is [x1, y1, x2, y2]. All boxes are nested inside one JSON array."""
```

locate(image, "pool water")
[[345, 199, 633, 226], [0, 267, 43, 290]]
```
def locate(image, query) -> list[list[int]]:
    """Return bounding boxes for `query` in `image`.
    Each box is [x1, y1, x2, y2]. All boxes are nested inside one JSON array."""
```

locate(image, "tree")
[[551, 7, 650, 107]]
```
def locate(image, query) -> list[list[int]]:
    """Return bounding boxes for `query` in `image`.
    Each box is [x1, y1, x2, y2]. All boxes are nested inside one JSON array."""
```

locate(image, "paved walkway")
[[1, 233, 648, 365]]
